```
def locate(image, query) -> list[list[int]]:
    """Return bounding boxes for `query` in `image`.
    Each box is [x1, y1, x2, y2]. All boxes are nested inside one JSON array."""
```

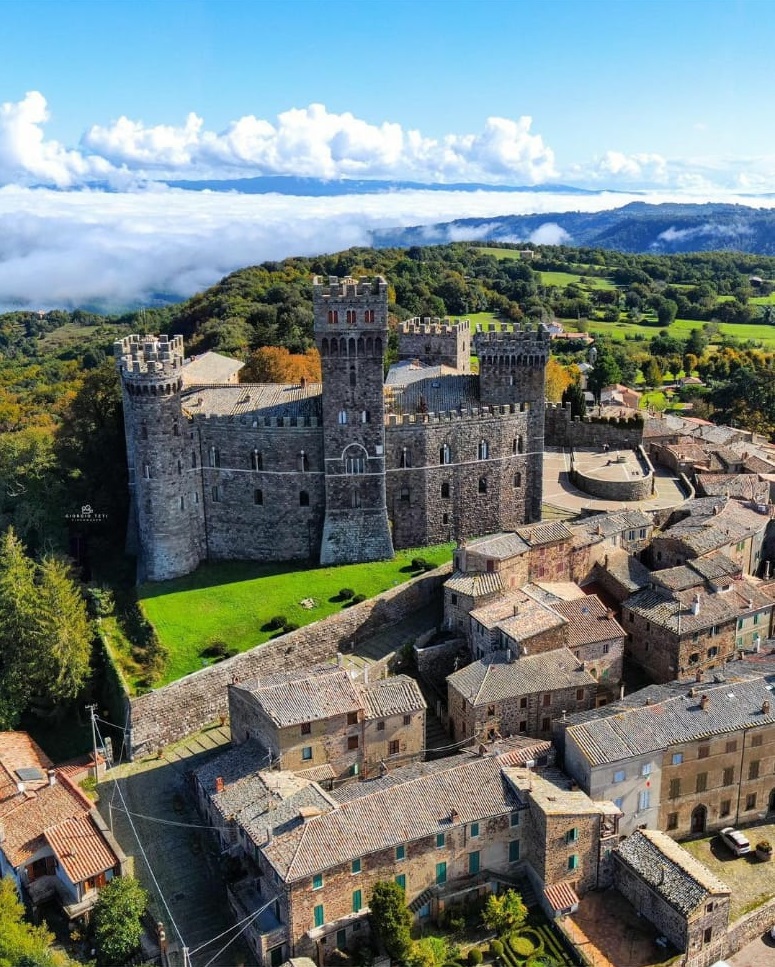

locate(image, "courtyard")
[[565, 889, 672, 967]]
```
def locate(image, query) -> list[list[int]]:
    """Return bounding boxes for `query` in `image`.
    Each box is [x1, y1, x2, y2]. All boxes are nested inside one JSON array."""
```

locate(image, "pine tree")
[[0, 528, 37, 727]]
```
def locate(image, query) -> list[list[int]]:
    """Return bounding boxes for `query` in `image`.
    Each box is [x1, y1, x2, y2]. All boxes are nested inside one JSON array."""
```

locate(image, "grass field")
[[38, 322, 125, 352], [138, 544, 454, 685], [538, 270, 615, 290], [566, 316, 775, 347]]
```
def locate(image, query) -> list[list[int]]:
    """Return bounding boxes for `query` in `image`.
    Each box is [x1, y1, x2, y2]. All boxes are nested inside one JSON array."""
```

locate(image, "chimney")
[[764, 701, 771, 715], [691, 594, 701, 616], [645, 698, 653, 706], [47, 769, 56, 787], [689, 687, 696, 698], [214, 776, 224, 794], [696, 668, 703, 683], [300, 376, 307, 389], [700, 694, 709, 711]]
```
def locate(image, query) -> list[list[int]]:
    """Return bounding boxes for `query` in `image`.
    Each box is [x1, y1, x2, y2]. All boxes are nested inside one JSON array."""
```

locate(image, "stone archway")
[[691, 804, 707, 834]]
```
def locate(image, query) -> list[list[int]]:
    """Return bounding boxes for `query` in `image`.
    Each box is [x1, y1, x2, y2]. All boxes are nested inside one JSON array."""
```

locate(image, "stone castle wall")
[[570, 446, 655, 501], [398, 317, 471, 372], [544, 403, 645, 450], [127, 563, 449, 757]]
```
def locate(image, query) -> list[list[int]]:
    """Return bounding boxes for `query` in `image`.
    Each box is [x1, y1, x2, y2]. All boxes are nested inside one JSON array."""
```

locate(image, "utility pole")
[[86, 703, 99, 787]]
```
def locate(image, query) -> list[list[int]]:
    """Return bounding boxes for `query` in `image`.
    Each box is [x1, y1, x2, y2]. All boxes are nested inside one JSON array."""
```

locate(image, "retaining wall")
[[127, 563, 450, 757], [570, 446, 655, 501]]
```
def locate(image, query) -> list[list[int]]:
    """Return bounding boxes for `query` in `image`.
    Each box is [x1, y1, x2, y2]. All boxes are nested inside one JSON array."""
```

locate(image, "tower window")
[[192, 451, 197, 468], [251, 450, 262, 471], [143, 463, 151, 480], [254, 489, 263, 505], [361, 410, 370, 423], [328, 309, 339, 324], [180, 496, 185, 510], [478, 440, 489, 460], [517, 436, 524, 453], [177, 460, 182, 475], [514, 472, 522, 488], [365, 309, 375, 323], [478, 477, 488, 494], [351, 488, 361, 508], [346, 309, 356, 324], [299, 490, 310, 507], [440, 444, 451, 465], [209, 447, 220, 468], [346, 454, 365, 474], [141, 424, 148, 440], [400, 486, 410, 502], [441, 482, 450, 499], [299, 451, 309, 472], [173, 422, 179, 437], [338, 410, 348, 425], [350, 366, 357, 388], [400, 448, 412, 468], [211, 486, 220, 502]]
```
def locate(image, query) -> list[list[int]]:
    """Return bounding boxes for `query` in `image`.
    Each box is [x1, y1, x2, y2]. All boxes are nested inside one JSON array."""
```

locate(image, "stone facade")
[[397, 318, 471, 372], [544, 403, 644, 450], [116, 278, 548, 582]]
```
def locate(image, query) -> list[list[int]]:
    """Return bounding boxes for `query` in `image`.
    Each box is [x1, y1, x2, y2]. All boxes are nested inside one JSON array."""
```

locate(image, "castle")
[[115, 276, 549, 582]]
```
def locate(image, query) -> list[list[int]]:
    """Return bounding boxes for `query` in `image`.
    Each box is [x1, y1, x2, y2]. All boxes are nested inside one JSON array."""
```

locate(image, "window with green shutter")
[[353, 890, 362, 912], [470, 822, 480, 838], [395, 874, 406, 891], [469, 851, 480, 874], [436, 833, 445, 848], [351, 858, 361, 874], [396, 844, 406, 861], [509, 840, 520, 863], [314, 905, 324, 928], [436, 862, 447, 884], [312, 874, 323, 890]]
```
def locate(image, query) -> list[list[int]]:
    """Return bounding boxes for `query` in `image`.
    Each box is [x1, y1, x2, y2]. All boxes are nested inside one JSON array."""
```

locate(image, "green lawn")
[[538, 270, 615, 290], [564, 316, 775, 347], [138, 544, 453, 685]]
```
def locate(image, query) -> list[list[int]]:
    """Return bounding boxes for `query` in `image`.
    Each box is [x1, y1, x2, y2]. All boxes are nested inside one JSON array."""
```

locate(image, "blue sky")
[[1, 0, 775, 308]]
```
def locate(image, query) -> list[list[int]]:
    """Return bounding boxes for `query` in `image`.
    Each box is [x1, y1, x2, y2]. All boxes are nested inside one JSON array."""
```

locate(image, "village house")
[[613, 829, 730, 967], [621, 554, 775, 683], [228, 666, 427, 780], [0, 732, 127, 922], [193, 740, 619, 966], [446, 648, 598, 743], [557, 667, 775, 838], [468, 589, 567, 662]]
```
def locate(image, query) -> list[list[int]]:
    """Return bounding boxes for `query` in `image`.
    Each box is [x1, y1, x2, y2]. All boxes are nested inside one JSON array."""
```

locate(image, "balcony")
[[227, 877, 287, 950]]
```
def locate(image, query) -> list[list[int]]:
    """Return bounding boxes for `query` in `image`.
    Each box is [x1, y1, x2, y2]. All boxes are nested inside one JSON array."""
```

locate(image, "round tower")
[[114, 334, 205, 582], [314, 275, 394, 565]]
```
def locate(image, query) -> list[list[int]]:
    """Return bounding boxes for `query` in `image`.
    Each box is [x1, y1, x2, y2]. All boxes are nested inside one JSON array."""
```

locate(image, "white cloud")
[[529, 222, 571, 245]]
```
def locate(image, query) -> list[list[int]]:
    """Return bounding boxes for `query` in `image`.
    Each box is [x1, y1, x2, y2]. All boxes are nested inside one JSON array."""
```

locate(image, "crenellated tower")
[[114, 334, 206, 581], [314, 276, 394, 564], [475, 324, 550, 522]]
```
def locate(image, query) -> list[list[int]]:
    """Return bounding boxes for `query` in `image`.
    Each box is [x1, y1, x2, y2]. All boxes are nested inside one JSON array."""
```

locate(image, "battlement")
[[312, 275, 388, 301], [399, 317, 471, 336], [114, 334, 185, 378], [385, 402, 530, 426], [475, 325, 551, 348]]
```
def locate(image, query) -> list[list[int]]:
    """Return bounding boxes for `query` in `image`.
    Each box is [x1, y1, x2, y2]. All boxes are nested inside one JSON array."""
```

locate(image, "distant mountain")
[[371, 202, 775, 255], [161, 175, 605, 196]]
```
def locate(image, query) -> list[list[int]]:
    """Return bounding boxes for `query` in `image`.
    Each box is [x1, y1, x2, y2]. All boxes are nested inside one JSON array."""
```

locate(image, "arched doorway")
[[691, 804, 707, 834]]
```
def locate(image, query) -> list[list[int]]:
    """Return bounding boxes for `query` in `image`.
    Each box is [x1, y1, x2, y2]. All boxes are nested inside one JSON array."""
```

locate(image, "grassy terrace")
[[137, 544, 453, 686]]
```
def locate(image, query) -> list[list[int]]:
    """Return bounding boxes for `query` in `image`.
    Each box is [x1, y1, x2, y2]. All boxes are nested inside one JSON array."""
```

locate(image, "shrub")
[[757, 840, 773, 853], [467, 948, 483, 965], [509, 936, 535, 958], [411, 557, 432, 571], [338, 588, 355, 600], [93, 876, 149, 965], [489, 941, 503, 960], [265, 615, 287, 630], [200, 640, 230, 658], [283, 622, 300, 633], [351, 593, 367, 604]]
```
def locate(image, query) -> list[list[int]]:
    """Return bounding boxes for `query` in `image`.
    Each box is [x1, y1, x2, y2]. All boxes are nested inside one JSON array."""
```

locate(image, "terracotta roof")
[[543, 881, 579, 912], [234, 665, 361, 727], [696, 473, 769, 502], [463, 533, 529, 561], [359, 676, 426, 720], [444, 570, 505, 597], [0, 732, 53, 814], [553, 597, 625, 647], [470, 590, 566, 641], [44, 813, 119, 884], [515, 521, 573, 547], [447, 649, 596, 706], [293, 764, 336, 782], [261, 753, 521, 881], [616, 830, 729, 915], [594, 549, 652, 593], [508, 767, 619, 816]]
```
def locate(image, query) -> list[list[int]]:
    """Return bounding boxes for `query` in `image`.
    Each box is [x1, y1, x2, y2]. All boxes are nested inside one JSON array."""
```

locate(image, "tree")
[[561, 380, 587, 419], [544, 358, 572, 402], [482, 890, 528, 935], [0, 529, 37, 729], [643, 358, 664, 388], [587, 351, 622, 400], [0, 876, 75, 966], [369, 881, 413, 963], [241, 346, 321, 383], [92, 876, 149, 966]]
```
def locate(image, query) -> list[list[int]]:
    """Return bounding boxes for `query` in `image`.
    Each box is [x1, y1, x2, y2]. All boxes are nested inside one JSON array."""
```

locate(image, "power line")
[[199, 895, 279, 967], [110, 804, 231, 833], [188, 893, 278, 958]]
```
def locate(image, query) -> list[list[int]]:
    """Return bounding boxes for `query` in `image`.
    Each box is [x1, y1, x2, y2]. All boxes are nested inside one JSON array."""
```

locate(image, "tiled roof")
[[360, 676, 426, 719], [293, 764, 336, 782], [687, 553, 741, 582], [565, 673, 775, 766], [616, 830, 729, 915], [447, 649, 595, 706], [182, 383, 322, 421], [655, 497, 768, 557], [181, 351, 244, 385], [515, 521, 573, 547], [444, 570, 505, 597], [0, 732, 53, 814], [388, 375, 480, 415], [544, 881, 579, 912], [464, 533, 529, 561], [470, 590, 567, 642], [594, 550, 652, 593], [697, 473, 769, 502], [651, 565, 704, 592], [553, 596, 625, 647], [525, 582, 586, 605], [492, 738, 553, 767], [508, 767, 618, 816], [235, 665, 361, 727], [193, 740, 272, 794], [261, 753, 521, 881], [570, 511, 652, 546], [385, 361, 458, 388], [743, 454, 775, 474], [44, 813, 119, 884]]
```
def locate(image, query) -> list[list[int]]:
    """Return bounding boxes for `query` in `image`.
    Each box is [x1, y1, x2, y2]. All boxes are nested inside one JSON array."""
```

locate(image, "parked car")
[[719, 826, 751, 856]]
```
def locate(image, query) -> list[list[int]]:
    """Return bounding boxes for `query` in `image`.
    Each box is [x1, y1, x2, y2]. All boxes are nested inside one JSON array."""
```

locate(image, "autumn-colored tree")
[[241, 346, 321, 384], [544, 358, 573, 402]]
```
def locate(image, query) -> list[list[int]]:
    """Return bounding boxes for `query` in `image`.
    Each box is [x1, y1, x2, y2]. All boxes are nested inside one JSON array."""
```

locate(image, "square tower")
[[314, 276, 394, 564]]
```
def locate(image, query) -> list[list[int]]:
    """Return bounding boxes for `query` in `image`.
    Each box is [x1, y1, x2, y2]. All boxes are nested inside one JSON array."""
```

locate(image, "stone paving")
[[566, 888, 669, 967], [96, 725, 255, 967]]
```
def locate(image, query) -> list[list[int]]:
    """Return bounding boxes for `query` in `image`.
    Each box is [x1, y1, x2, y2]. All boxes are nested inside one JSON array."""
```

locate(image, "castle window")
[[351, 488, 361, 508], [254, 489, 263, 506], [251, 450, 262, 471], [192, 452, 197, 468], [180, 496, 185, 510], [478, 440, 489, 460], [209, 447, 220, 469], [346, 309, 356, 324], [328, 310, 339, 324], [441, 482, 450, 500], [440, 444, 451, 465], [514, 472, 522, 488], [141, 424, 148, 440], [299, 490, 310, 507], [338, 410, 348, 425], [212, 486, 220, 502], [443, 513, 449, 524], [400, 448, 412, 468], [173, 423, 179, 437], [478, 477, 488, 495], [517, 436, 524, 453], [365, 309, 375, 324], [143, 463, 151, 480], [350, 366, 357, 388], [299, 451, 309, 473], [400, 486, 410, 502], [361, 410, 370, 423], [345, 450, 366, 474], [177, 460, 182, 475]]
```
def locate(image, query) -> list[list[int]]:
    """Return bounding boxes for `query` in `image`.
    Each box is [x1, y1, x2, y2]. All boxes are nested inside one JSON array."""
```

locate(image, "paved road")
[[730, 930, 775, 967], [97, 725, 256, 967]]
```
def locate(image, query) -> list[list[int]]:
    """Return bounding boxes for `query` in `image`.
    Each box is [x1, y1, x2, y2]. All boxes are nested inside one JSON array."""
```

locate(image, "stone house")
[[0, 732, 127, 922], [621, 557, 775, 683], [614, 829, 730, 967], [193, 742, 620, 967], [446, 649, 598, 743], [559, 668, 775, 838], [469, 590, 566, 661], [552, 597, 625, 701], [228, 665, 426, 781]]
